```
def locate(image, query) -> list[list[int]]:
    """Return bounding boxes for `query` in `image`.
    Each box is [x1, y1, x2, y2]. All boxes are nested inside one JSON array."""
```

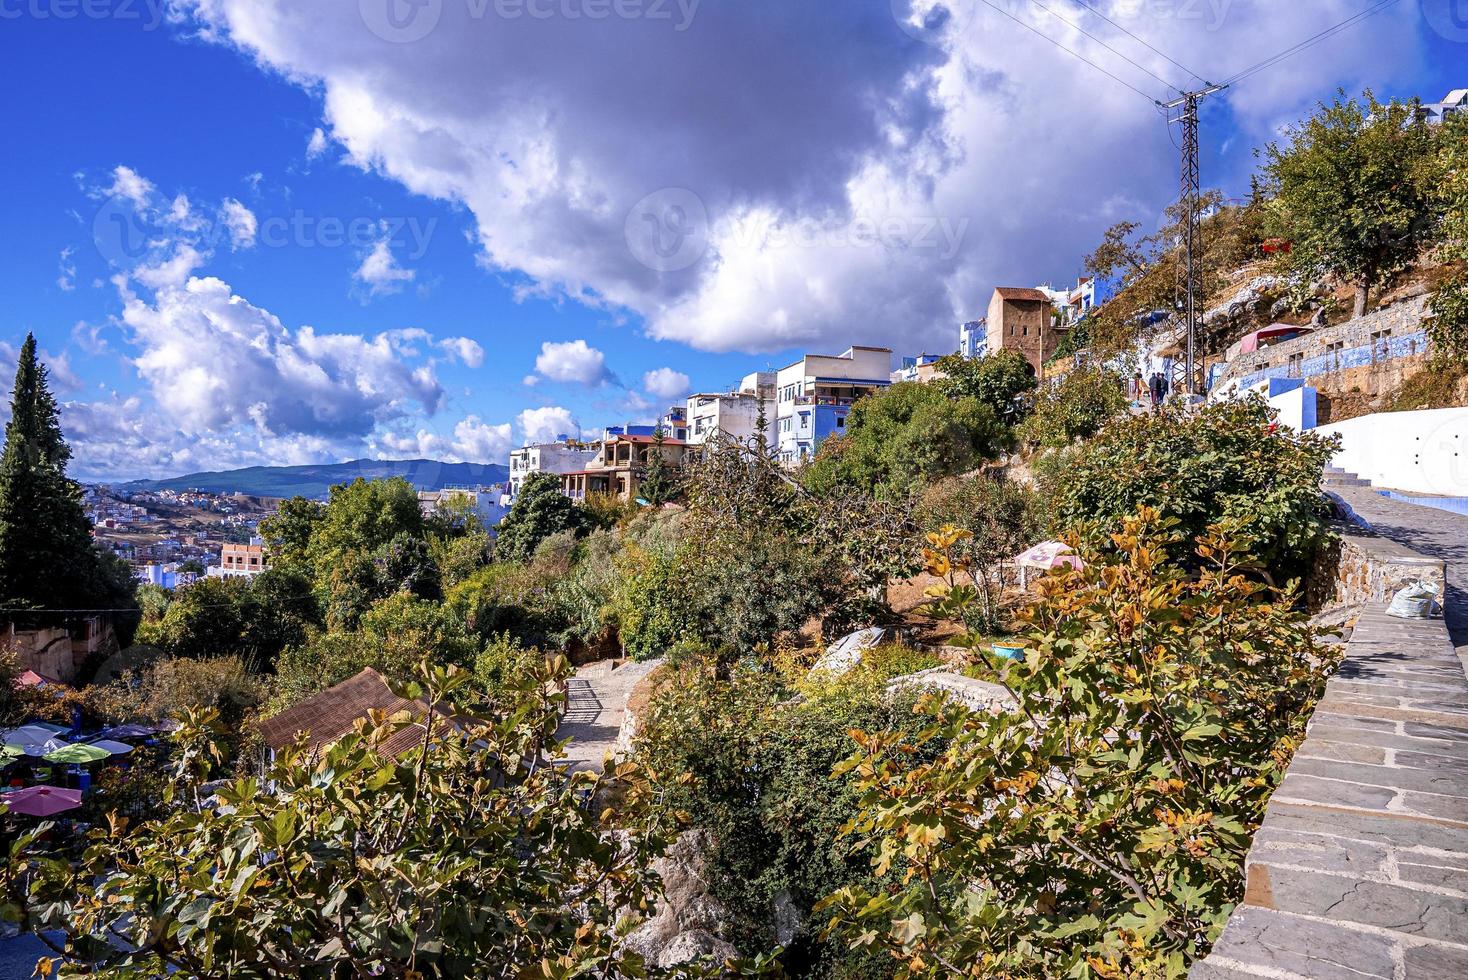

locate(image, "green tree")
[[307, 478, 426, 574], [935, 348, 1037, 423], [1017, 365, 1130, 448], [495, 471, 585, 563], [1426, 113, 1468, 362], [818, 512, 1336, 976], [151, 577, 252, 662], [1263, 91, 1439, 317], [804, 382, 1007, 499], [258, 496, 325, 574], [0, 335, 132, 621], [639, 428, 679, 506]]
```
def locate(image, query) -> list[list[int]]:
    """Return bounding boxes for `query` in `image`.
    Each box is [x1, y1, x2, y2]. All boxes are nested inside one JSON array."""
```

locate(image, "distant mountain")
[[116, 458, 510, 499]]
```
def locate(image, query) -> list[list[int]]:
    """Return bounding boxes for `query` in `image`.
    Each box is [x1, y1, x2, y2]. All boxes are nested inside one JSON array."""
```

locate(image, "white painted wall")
[[1316, 407, 1468, 494]]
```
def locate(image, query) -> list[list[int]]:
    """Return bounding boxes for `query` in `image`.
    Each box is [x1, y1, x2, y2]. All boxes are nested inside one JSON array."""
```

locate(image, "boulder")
[[623, 830, 738, 968], [886, 668, 1018, 714], [810, 626, 899, 676]]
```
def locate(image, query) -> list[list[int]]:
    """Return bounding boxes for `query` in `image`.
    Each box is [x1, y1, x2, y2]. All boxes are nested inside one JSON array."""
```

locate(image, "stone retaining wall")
[[1213, 296, 1432, 396], [1191, 518, 1468, 978], [1307, 503, 1446, 613]]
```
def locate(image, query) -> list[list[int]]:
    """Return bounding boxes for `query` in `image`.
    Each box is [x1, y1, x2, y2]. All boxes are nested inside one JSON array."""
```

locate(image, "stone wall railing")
[[1190, 508, 1468, 979]]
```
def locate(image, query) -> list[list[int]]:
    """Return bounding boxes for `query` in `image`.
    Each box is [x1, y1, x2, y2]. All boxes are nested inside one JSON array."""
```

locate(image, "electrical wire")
[[972, 0, 1164, 105], [1068, 0, 1205, 87], [1220, 0, 1403, 88], [1023, 0, 1186, 95]]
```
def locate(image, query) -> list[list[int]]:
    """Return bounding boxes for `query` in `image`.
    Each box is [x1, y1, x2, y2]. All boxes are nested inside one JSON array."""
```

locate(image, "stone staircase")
[[1322, 465, 1372, 488]]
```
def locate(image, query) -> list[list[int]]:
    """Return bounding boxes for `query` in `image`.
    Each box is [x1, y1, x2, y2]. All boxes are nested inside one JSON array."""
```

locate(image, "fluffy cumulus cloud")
[[306, 126, 329, 160], [170, 1, 1420, 355], [518, 405, 578, 444], [58, 166, 493, 480], [642, 367, 690, 400], [372, 414, 512, 462], [533, 339, 611, 386]]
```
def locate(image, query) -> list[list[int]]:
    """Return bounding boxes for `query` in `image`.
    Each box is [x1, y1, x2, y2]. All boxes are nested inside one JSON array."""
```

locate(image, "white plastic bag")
[[1386, 581, 1439, 620]]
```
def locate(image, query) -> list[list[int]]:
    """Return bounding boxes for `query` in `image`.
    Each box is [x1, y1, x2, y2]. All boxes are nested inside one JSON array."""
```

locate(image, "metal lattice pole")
[[1159, 84, 1227, 397]]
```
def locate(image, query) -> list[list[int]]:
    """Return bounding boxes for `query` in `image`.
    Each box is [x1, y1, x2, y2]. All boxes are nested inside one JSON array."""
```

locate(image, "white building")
[[686, 371, 775, 447], [1418, 88, 1467, 126], [508, 440, 600, 497], [774, 347, 892, 466]]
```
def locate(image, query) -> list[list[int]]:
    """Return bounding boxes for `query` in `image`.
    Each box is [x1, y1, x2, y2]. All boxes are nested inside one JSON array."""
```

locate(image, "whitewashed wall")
[[1316, 407, 1468, 494]]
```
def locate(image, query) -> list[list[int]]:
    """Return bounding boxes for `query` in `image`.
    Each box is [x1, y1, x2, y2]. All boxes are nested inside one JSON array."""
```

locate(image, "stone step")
[[1323, 477, 1372, 487]]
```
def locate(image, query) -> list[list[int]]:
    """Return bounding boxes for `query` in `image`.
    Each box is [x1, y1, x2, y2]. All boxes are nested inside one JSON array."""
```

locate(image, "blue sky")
[[0, 1, 1462, 481]]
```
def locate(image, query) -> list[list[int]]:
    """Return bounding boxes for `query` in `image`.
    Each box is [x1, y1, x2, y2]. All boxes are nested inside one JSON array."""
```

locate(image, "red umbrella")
[[3, 785, 83, 817]]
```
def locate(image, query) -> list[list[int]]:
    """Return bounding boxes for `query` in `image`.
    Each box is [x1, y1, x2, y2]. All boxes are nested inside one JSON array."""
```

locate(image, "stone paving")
[[1193, 489, 1468, 978], [555, 658, 660, 773]]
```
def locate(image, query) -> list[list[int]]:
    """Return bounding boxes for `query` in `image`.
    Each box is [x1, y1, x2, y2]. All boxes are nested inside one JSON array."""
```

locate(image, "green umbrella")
[[0, 744, 24, 763], [43, 743, 111, 765]]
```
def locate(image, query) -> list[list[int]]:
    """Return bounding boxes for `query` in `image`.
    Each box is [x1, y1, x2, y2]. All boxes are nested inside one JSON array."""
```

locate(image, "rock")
[[773, 890, 803, 946], [1311, 306, 1329, 326], [623, 830, 738, 967], [1269, 297, 1292, 319], [886, 668, 1018, 714], [658, 930, 737, 968], [1202, 274, 1284, 326], [811, 626, 898, 676]]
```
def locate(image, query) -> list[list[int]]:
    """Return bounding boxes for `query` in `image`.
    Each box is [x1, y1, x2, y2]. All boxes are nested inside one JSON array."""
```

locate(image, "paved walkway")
[[1334, 486, 1468, 659], [1194, 487, 1468, 978], [555, 658, 660, 773]]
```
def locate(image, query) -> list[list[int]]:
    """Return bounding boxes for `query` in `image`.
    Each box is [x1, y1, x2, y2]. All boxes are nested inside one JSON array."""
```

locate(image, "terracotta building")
[[985, 287, 1061, 376], [559, 432, 689, 502]]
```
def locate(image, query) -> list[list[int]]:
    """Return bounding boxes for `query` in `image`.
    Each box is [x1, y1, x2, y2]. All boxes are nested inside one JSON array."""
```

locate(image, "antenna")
[[1158, 83, 1227, 396]]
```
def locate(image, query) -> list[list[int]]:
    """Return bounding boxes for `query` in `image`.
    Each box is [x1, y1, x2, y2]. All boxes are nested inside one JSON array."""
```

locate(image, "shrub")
[[1041, 398, 1337, 583], [1017, 365, 1130, 448], [637, 663, 930, 975], [818, 510, 1338, 976]]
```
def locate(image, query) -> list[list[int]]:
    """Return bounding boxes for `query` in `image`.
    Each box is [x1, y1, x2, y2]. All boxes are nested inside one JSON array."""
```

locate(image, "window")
[[1287, 352, 1304, 378], [835, 416, 845, 429]]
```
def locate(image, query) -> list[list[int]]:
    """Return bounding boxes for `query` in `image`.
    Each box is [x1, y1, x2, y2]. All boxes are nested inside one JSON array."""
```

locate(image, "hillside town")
[[2, 4, 1467, 978]]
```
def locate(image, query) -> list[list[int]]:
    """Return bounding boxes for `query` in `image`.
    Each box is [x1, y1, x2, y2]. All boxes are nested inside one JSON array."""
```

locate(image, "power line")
[[1066, 0, 1205, 88], [1024, 0, 1185, 96], [1220, 0, 1403, 88], [972, 0, 1164, 105]]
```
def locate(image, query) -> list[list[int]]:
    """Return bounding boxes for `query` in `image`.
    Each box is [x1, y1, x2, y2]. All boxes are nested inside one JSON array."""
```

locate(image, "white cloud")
[[306, 126, 329, 160], [169, 0, 1418, 355], [103, 165, 154, 207], [518, 405, 578, 444], [642, 367, 690, 400], [56, 247, 76, 291], [533, 339, 610, 386], [220, 198, 257, 249], [353, 239, 415, 297], [436, 336, 484, 368], [448, 415, 513, 462]]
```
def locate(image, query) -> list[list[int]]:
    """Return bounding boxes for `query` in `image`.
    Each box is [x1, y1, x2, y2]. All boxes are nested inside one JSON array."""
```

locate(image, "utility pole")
[[1158, 83, 1226, 397]]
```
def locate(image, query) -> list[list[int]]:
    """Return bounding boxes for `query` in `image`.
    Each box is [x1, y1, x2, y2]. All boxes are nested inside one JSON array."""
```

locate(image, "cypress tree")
[[0, 334, 103, 618]]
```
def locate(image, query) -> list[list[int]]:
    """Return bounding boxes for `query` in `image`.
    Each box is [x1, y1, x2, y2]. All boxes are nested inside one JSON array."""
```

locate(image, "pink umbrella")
[[3, 785, 83, 817]]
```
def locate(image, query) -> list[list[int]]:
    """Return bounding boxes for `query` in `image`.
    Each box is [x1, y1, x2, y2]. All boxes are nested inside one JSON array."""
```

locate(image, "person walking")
[[1148, 371, 1163, 410]]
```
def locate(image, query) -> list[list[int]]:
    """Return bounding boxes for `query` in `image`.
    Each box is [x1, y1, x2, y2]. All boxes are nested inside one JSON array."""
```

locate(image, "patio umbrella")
[[0, 744, 24, 764], [1015, 541, 1085, 589], [1, 725, 67, 745], [98, 724, 157, 740], [15, 737, 69, 758], [44, 744, 110, 765], [86, 739, 134, 756], [2, 785, 83, 817], [28, 722, 69, 735]]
